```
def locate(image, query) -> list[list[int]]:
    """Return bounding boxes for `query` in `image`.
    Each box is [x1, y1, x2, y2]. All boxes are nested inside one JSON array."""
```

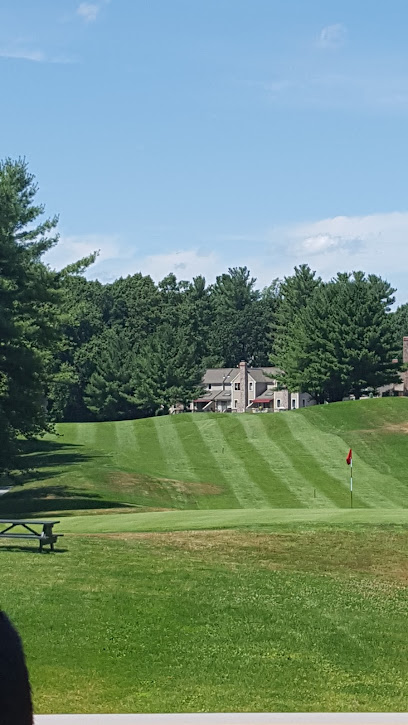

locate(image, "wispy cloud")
[[77, 0, 110, 23], [42, 213, 408, 302], [318, 23, 347, 49], [0, 47, 45, 62], [0, 44, 76, 64], [44, 233, 120, 273]]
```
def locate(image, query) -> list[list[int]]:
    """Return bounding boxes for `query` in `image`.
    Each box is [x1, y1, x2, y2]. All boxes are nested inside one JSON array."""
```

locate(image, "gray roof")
[[248, 367, 281, 383], [230, 366, 281, 383], [252, 389, 276, 400], [195, 389, 232, 402], [202, 368, 236, 385]]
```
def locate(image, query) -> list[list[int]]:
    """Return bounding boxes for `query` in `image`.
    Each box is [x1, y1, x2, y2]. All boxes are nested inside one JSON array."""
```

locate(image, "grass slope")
[[2, 398, 408, 519], [2, 528, 407, 713]]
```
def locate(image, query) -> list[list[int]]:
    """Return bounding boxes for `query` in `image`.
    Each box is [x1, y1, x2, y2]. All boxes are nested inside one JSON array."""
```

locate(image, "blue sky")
[[2, 1, 408, 301]]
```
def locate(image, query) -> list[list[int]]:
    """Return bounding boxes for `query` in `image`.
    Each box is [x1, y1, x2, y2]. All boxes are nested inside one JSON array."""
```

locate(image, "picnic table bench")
[[0, 519, 63, 552]]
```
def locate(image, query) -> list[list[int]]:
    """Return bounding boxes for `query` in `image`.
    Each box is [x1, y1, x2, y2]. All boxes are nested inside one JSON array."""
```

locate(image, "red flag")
[[346, 448, 352, 465]]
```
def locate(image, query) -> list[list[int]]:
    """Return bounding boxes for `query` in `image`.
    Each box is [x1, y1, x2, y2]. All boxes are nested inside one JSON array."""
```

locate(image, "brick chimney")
[[237, 361, 248, 413], [403, 337, 408, 364]]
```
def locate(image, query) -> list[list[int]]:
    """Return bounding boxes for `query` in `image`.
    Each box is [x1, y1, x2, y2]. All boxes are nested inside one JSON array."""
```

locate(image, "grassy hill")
[[3, 397, 408, 519]]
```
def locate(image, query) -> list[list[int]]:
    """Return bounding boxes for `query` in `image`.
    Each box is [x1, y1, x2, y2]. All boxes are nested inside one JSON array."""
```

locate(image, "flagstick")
[[350, 460, 353, 509]]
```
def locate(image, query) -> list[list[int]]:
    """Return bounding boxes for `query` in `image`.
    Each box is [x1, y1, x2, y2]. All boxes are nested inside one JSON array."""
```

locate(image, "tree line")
[[1, 159, 407, 471]]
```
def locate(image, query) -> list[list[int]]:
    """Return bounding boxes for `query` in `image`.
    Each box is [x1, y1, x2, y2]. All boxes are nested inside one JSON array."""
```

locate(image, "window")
[[208, 384, 212, 390], [302, 399, 306, 407], [249, 381, 253, 391], [292, 399, 296, 409], [235, 382, 240, 390], [277, 399, 281, 408], [234, 399, 238, 408]]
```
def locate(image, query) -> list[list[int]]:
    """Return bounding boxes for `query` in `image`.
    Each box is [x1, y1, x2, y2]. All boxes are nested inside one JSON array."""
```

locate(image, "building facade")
[[192, 362, 315, 413]]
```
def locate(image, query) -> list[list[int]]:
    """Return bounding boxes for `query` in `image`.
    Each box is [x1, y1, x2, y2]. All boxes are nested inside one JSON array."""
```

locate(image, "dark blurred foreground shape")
[[0, 611, 33, 725]]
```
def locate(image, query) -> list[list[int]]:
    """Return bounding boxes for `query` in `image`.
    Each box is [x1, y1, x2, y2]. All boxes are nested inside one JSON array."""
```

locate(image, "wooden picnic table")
[[0, 519, 63, 552]]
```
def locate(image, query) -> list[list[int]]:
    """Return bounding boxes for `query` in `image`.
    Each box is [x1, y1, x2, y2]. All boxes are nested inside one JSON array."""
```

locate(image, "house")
[[191, 361, 315, 413]]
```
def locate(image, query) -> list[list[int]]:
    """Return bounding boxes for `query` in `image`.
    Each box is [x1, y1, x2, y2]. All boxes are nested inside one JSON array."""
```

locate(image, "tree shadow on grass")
[[14, 438, 107, 482], [0, 484, 130, 517], [0, 437, 131, 518]]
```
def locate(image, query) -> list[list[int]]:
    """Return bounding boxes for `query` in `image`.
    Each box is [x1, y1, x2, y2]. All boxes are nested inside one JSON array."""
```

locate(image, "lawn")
[[1, 399, 407, 713], [2, 526, 407, 713], [2, 398, 408, 518]]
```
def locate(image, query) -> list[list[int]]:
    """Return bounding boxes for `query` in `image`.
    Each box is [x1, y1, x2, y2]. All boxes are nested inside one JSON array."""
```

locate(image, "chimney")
[[237, 361, 248, 413], [404, 337, 408, 365]]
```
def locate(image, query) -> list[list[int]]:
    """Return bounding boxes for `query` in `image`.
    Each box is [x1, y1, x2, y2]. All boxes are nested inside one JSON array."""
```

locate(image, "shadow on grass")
[[0, 544, 69, 554], [0, 484, 130, 517], [14, 438, 106, 483]]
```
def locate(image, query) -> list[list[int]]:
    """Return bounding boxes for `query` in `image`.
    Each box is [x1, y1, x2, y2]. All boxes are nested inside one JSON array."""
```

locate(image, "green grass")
[[1, 399, 408, 713], [62, 507, 408, 534], [2, 527, 407, 713], [2, 398, 408, 519]]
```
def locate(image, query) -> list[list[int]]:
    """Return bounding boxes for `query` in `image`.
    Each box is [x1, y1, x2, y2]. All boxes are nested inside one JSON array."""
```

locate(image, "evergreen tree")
[[0, 158, 60, 470], [281, 272, 399, 402], [133, 323, 203, 414], [84, 328, 141, 421]]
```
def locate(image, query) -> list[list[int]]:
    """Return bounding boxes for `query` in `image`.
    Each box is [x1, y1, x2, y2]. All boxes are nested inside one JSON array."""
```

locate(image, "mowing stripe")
[[132, 418, 169, 478], [192, 416, 270, 508], [170, 417, 242, 508], [152, 417, 197, 482], [284, 413, 401, 509], [221, 415, 303, 508], [268, 414, 363, 508], [238, 415, 332, 508], [113, 420, 142, 468]]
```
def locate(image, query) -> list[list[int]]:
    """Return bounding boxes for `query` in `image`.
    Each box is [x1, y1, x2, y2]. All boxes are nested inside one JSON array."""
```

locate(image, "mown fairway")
[[2, 527, 408, 713], [1, 399, 408, 713], [3, 398, 408, 519]]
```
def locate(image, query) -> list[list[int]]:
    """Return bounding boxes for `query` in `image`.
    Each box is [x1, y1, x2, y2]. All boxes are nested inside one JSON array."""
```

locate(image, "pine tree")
[[0, 158, 60, 470]]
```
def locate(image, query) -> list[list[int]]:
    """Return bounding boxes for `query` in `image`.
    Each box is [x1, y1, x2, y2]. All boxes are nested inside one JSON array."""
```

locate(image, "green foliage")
[[392, 302, 408, 354], [133, 322, 204, 415], [276, 271, 399, 402], [210, 266, 275, 366], [0, 158, 61, 470], [84, 328, 141, 421]]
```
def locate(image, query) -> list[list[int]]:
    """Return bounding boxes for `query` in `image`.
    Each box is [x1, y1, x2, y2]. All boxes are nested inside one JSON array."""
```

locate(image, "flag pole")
[[346, 448, 353, 508]]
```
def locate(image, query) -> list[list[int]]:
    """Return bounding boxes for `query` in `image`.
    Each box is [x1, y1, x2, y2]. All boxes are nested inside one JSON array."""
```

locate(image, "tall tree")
[[281, 272, 399, 402], [209, 266, 273, 366], [84, 328, 141, 421], [133, 323, 203, 415], [272, 264, 322, 370], [0, 158, 61, 470]]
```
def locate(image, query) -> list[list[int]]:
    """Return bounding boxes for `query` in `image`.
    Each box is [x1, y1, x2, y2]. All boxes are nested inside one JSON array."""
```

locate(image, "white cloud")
[[41, 213, 408, 303], [77, 0, 110, 23], [0, 45, 76, 64], [77, 3, 100, 22], [43, 233, 120, 272], [0, 47, 46, 62], [318, 23, 347, 49], [140, 250, 219, 283], [262, 211, 408, 300]]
